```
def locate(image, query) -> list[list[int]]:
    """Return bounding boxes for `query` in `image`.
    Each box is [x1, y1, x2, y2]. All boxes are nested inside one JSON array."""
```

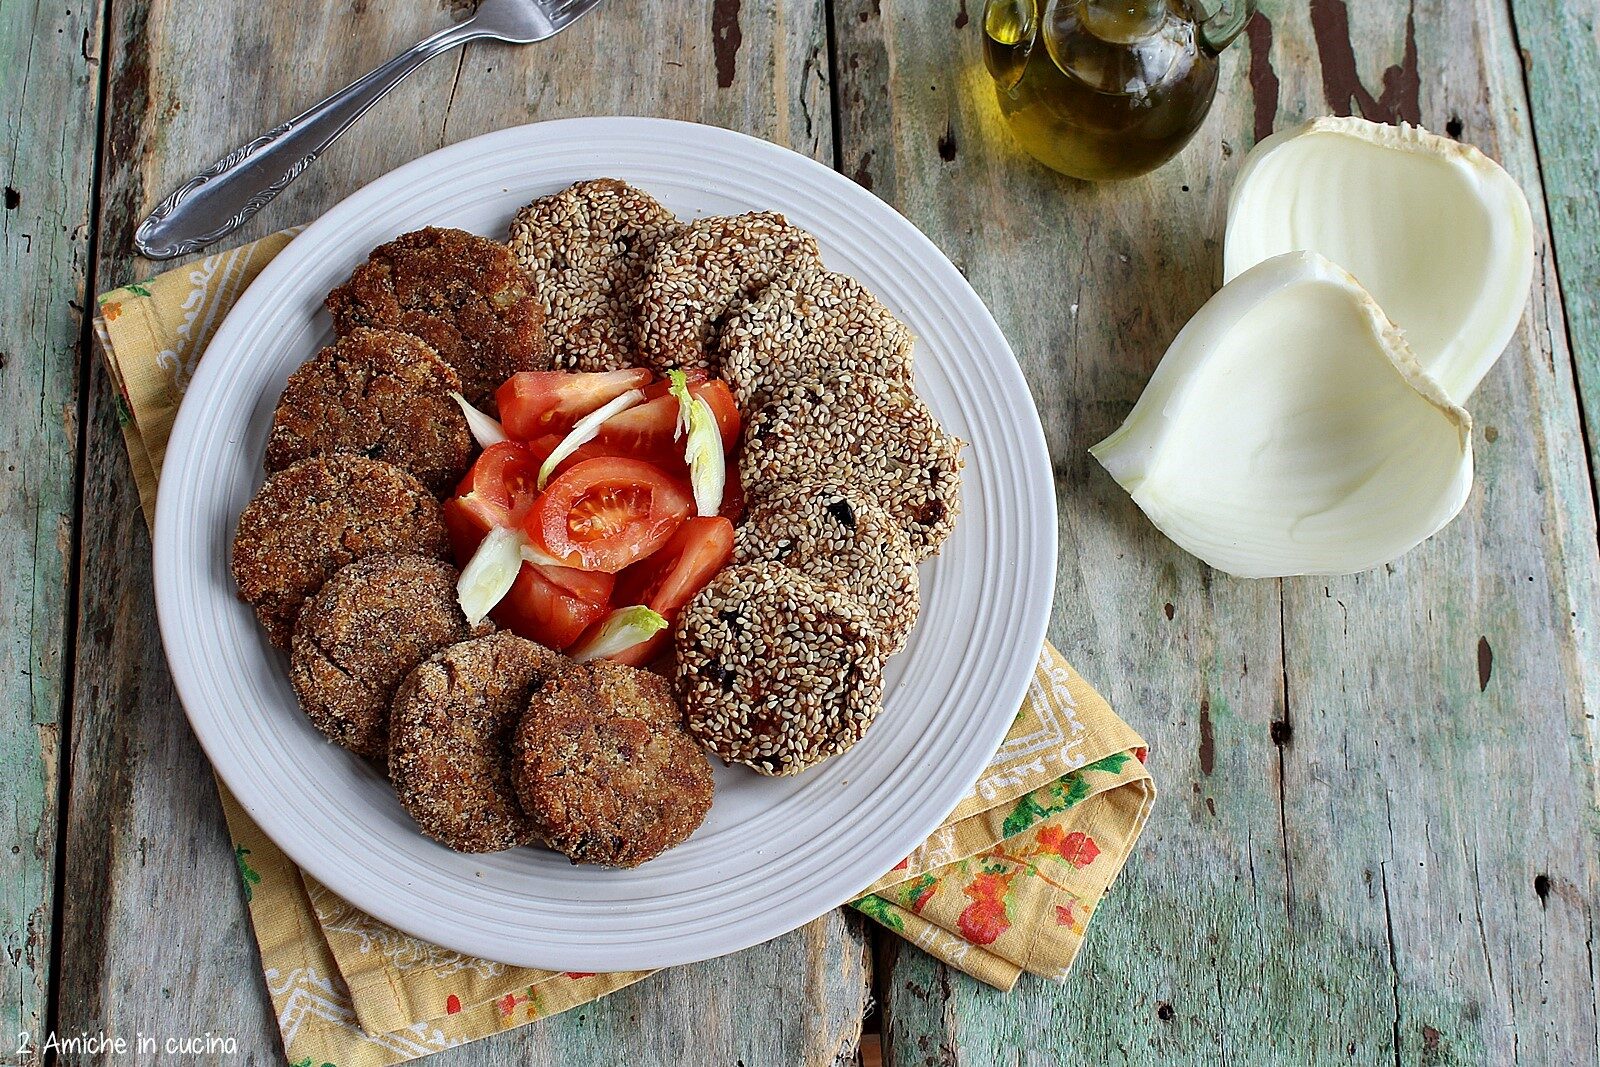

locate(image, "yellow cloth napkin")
[[93, 233, 1156, 1065]]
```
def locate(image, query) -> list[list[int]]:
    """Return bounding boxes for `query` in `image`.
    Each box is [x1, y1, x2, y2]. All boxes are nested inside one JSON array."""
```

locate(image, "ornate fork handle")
[[134, 19, 489, 259]]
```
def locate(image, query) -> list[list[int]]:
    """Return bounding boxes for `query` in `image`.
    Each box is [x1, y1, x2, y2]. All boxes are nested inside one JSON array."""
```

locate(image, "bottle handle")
[[1198, 0, 1255, 55]]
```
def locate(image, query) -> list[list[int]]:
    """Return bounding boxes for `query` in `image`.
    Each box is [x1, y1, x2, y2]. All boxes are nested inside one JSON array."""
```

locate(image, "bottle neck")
[[1077, 0, 1166, 43]]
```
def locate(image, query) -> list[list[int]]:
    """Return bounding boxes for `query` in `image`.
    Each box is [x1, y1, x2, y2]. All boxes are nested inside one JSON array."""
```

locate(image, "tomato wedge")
[[641, 369, 708, 396], [496, 368, 651, 441], [593, 379, 740, 465], [522, 433, 631, 483], [491, 562, 614, 650], [443, 441, 542, 559], [614, 516, 735, 613], [594, 517, 736, 665], [526, 458, 693, 573]]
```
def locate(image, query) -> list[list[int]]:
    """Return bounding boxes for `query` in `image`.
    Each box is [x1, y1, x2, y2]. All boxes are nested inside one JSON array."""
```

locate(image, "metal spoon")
[[133, 0, 605, 259]]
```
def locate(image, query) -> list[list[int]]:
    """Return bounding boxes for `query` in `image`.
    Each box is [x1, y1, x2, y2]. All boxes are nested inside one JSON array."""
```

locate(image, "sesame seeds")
[[718, 267, 916, 411], [733, 482, 921, 654], [739, 372, 965, 560], [508, 179, 684, 372], [239, 181, 972, 863], [635, 212, 824, 373], [675, 563, 888, 776]]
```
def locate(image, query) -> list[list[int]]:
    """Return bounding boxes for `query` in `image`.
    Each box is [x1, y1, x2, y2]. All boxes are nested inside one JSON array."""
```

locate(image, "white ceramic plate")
[[154, 118, 1056, 971]]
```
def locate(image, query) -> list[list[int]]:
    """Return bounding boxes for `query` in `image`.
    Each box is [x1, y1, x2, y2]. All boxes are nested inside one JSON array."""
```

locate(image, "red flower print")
[[1054, 900, 1090, 932], [892, 857, 910, 872], [1035, 826, 1100, 868], [1134, 747, 1149, 764], [957, 871, 1015, 945], [1059, 831, 1100, 867], [497, 993, 518, 1017], [565, 972, 596, 979], [446, 994, 462, 1015]]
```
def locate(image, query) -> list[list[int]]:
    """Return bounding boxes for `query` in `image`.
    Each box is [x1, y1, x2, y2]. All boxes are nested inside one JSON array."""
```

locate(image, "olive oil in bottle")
[[982, 0, 1253, 182]]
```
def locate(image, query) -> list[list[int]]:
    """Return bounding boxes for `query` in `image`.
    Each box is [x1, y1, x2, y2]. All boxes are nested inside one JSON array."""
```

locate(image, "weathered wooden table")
[[7, 0, 1598, 1063]]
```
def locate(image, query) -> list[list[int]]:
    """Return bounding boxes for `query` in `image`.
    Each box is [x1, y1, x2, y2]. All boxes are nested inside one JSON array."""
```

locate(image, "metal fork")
[[133, 0, 605, 259]]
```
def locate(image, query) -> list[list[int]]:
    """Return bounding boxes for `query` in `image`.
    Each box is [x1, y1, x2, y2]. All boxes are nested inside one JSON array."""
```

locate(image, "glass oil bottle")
[[983, 0, 1255, 181]]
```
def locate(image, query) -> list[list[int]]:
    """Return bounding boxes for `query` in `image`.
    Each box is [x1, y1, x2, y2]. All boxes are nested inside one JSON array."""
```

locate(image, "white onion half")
[[1224, 116, 1533, 404], [1091, 251, 1474, 578]]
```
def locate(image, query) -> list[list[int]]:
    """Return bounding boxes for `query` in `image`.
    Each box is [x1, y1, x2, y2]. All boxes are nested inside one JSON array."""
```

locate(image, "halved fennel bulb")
[[1224, 117, 1533, 404], [1091, 252, 1473, 578]]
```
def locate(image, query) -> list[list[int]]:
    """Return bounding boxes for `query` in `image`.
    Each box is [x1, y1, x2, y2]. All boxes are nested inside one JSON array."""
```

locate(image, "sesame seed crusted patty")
[[635, 212, 824, 373], [732, 482, 921, 654], [738, 372, 964, 560], [231, 456, 450, 649], [718, 267, 916, 411], [388, 632, 564, 853], [675, 563, 888, 776], [264, 328, 473, 495], [514, 661, 713, 867], [507, 179, 684, 372], [324, 226, 550, 409], [289, 555, 484, 764]]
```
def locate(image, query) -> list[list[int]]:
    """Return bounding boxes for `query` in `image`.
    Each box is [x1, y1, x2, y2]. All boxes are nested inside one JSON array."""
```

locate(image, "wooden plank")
[[1506, 0, 1600, 511], [60, 1, 869, 1064], [0, 0, 102, 1060], [835, 0, 1297, 1060], [836, 1, 1600, 1063], [1276, 2, 1600, 1061]]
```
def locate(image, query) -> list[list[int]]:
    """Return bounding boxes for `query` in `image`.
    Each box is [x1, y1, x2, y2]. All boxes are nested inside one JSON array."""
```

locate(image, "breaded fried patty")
[[264, 328, 473, 494], [325, 227, 550, 409], [635, 212, 823, 373], [231, 456, 449, 649], [718, 267, 915, 411], [676, 563, 888, 776], [739, 372, 964, 559], [388, 632, 563, 853], [508, 179, 684, 372], [733, 483, 921, 654], [289, 555, 482, 763], [515, 661, 713, 867]]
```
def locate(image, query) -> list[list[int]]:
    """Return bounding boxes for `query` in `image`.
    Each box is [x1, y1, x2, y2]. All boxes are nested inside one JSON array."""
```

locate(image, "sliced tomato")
[[496, 368, 652, 441], [522, 433, 632, 482], [526, 458, 693, 573], [593, 379, 740, 465], [641, 368, 709, 397], [444, 441, 542, 560], [600, 516, 735, 665], [491, 561, 614, 651], [614, 517, 735, 613]]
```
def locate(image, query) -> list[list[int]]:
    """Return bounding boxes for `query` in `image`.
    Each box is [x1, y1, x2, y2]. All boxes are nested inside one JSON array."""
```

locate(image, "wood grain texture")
[[1507, 0, 1600, 513], [30, 0, 1600, 1063], [0, 0, 101, 1058], [59, 1, 870, 1064], [835, 1, 1600, 1063]]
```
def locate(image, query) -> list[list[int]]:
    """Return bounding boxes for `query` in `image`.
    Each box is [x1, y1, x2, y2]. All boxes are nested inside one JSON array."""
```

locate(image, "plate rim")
[[152, 116, 1058, 970]]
